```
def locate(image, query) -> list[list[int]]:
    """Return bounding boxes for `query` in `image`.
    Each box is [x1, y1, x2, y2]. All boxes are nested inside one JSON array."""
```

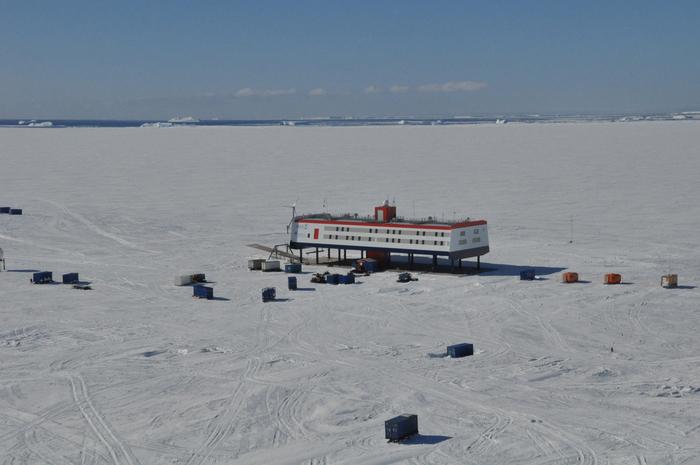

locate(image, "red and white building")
[[289, 202, 489, 268]]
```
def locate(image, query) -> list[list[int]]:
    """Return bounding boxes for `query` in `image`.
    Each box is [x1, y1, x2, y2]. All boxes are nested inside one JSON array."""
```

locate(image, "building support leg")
[[315, 247, 319, 264], [451, 258, 455, 273], [458, 258, 462, 269], [477, 255, 480, 271], [343, 249, 347, 262], [299, 249, 303, 264], [432, 254, 437, 271], [327, 248, 331, 259]]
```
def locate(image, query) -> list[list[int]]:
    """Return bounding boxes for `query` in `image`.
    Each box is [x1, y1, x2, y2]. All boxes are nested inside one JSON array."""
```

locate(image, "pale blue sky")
[[1, 1, 699, 119]]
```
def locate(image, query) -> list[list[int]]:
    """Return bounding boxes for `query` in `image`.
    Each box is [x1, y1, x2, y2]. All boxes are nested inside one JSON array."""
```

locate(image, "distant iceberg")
[[495, 119, 507, 124], [168, 116, 199, 124], [27, 121, 53, 127], [140, 122, 174, 128]]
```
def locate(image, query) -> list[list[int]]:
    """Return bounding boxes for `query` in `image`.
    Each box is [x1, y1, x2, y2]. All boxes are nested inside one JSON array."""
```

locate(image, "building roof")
[[294, 213, 486, 230]]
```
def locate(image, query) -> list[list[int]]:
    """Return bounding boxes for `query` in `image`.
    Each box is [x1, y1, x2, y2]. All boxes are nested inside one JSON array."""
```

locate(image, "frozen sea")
[[1, 121, 699, 464]]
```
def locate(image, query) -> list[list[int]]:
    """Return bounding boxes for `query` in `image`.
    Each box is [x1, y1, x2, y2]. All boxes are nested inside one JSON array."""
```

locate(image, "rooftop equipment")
[[447, 343, 474, 358], [62, 273, 79, 284], [661, 274, 678, 289], [193, 285, 213, 300], [31, 271, 53, 284], [603, 273, 622, 285], [262, 260, 281, 272], [262, 287, 276, 302], [562, 272, 579, 283], [288, 276, 297, 290], [385, 414, 419, 442], [520, 269, 536, 281]]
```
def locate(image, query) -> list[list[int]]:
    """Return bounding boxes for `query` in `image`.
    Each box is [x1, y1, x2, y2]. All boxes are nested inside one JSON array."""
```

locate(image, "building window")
[[473, 237, 480, 243], [460, 231, 466, 236], [474, 229, 479, 234], [422, 240, 425, 245]]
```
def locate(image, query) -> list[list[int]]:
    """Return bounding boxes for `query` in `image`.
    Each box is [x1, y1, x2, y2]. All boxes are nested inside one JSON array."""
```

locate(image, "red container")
[[562, 272, 579, 283], [604, 273, 622, 284]]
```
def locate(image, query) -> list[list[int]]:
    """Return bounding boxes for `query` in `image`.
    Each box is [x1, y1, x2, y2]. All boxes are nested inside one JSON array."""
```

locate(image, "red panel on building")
[[313, 228, 319, 239]]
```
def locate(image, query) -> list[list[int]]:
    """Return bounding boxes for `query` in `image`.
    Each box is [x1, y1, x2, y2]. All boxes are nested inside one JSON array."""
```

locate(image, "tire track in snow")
[[70, 376, 140, 465], [185, 358, 259, 465], [40, 199, 156, 254]]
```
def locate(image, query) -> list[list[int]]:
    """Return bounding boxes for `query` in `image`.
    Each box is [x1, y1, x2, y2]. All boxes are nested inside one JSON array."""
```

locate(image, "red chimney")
[[374, 201, 397, 222]]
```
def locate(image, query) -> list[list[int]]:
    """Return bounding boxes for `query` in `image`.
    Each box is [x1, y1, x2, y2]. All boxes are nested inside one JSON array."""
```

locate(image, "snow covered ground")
[[1, 121, 699, 464]]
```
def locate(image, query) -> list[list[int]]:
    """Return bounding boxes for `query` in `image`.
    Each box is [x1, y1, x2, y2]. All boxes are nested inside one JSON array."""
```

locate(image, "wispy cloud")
[[308, 87, 327, 96], [234, 87, 297, 98], [364, 85, 384, 94], [417, 80, 487, 93], [389, 85, 409, 94]]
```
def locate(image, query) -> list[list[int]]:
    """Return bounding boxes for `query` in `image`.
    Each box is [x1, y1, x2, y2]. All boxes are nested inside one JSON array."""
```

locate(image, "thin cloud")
[[389, 85, 409, 94], [417, 81, 487, 93], [364, 85, 384, 94], [308, 88, 327, 96], [234, 87, 297, 97]]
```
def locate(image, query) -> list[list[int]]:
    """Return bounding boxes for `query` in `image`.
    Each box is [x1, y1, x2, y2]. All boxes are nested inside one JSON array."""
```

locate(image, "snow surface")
[[1, 122, 700, 464]]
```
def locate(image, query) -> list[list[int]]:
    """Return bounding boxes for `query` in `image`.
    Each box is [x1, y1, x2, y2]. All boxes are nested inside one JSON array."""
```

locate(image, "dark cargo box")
[[31, 271, 53, 284], [288, 276, 297, 290], [262, 287, 276, 301], [193, 285, 213, 300], [385, 414, 418, 442], [62, 272, 79, 284], [447, 342, 474, 358], [9, 209, 22, 215], [284, 263, 302, 273], [520, 269, 536, 280]]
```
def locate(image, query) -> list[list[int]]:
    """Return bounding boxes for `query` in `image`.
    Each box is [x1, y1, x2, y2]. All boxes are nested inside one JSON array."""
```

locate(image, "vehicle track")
[[70, 375, 141, 465]]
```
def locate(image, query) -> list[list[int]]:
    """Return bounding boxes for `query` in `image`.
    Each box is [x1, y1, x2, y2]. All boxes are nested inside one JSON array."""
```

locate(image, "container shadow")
[[676, 285, 696, 290], [210, 297, 230, 301], [268, 298, 291, 302], [402, 434, 452, 445], [563, 280, 592, 284], [294, 288, 316, 291], [478, 263, 567, 277], [6, 269, 40, 273]]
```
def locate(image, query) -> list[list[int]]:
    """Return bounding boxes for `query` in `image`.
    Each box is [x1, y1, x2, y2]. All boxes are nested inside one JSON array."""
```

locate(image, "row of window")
[[326, 225, 448, 237], [322, 234, 447, 246], [460, 228, 480, 236]]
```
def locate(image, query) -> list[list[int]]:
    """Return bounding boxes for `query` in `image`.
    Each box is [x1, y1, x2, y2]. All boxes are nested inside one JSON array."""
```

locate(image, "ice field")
[[1, 121, 700, 464]]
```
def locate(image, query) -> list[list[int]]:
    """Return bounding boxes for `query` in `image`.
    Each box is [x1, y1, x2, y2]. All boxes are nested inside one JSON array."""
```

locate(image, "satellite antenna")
[[283, 198, 298, 233]]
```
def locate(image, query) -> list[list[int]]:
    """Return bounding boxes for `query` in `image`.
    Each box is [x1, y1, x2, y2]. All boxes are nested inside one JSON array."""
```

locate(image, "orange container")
[[604, 273, 622, 285], [562, 272, 579, 283]]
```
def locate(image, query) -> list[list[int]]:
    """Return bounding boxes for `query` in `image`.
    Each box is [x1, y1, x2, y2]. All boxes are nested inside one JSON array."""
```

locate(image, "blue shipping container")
[[288, 276, 297, 290], [62, 273, 79, 284], [326, 274, 340, 285], [385, 414, 418, 442], [339, 273, 355, 284], [262, 287, 276, 301], [9, 209, 22, 215], [193, 285, 213, 300], [447, 342, 474, 358], [0, 207, 9, 214], [520, 269, 536, 280], [31, 271, 53, 284], [284, 263, 302, 273]]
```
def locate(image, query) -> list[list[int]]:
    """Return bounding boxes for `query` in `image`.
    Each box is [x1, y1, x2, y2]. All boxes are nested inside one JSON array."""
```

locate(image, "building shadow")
[[402, 434, 452, 445]]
